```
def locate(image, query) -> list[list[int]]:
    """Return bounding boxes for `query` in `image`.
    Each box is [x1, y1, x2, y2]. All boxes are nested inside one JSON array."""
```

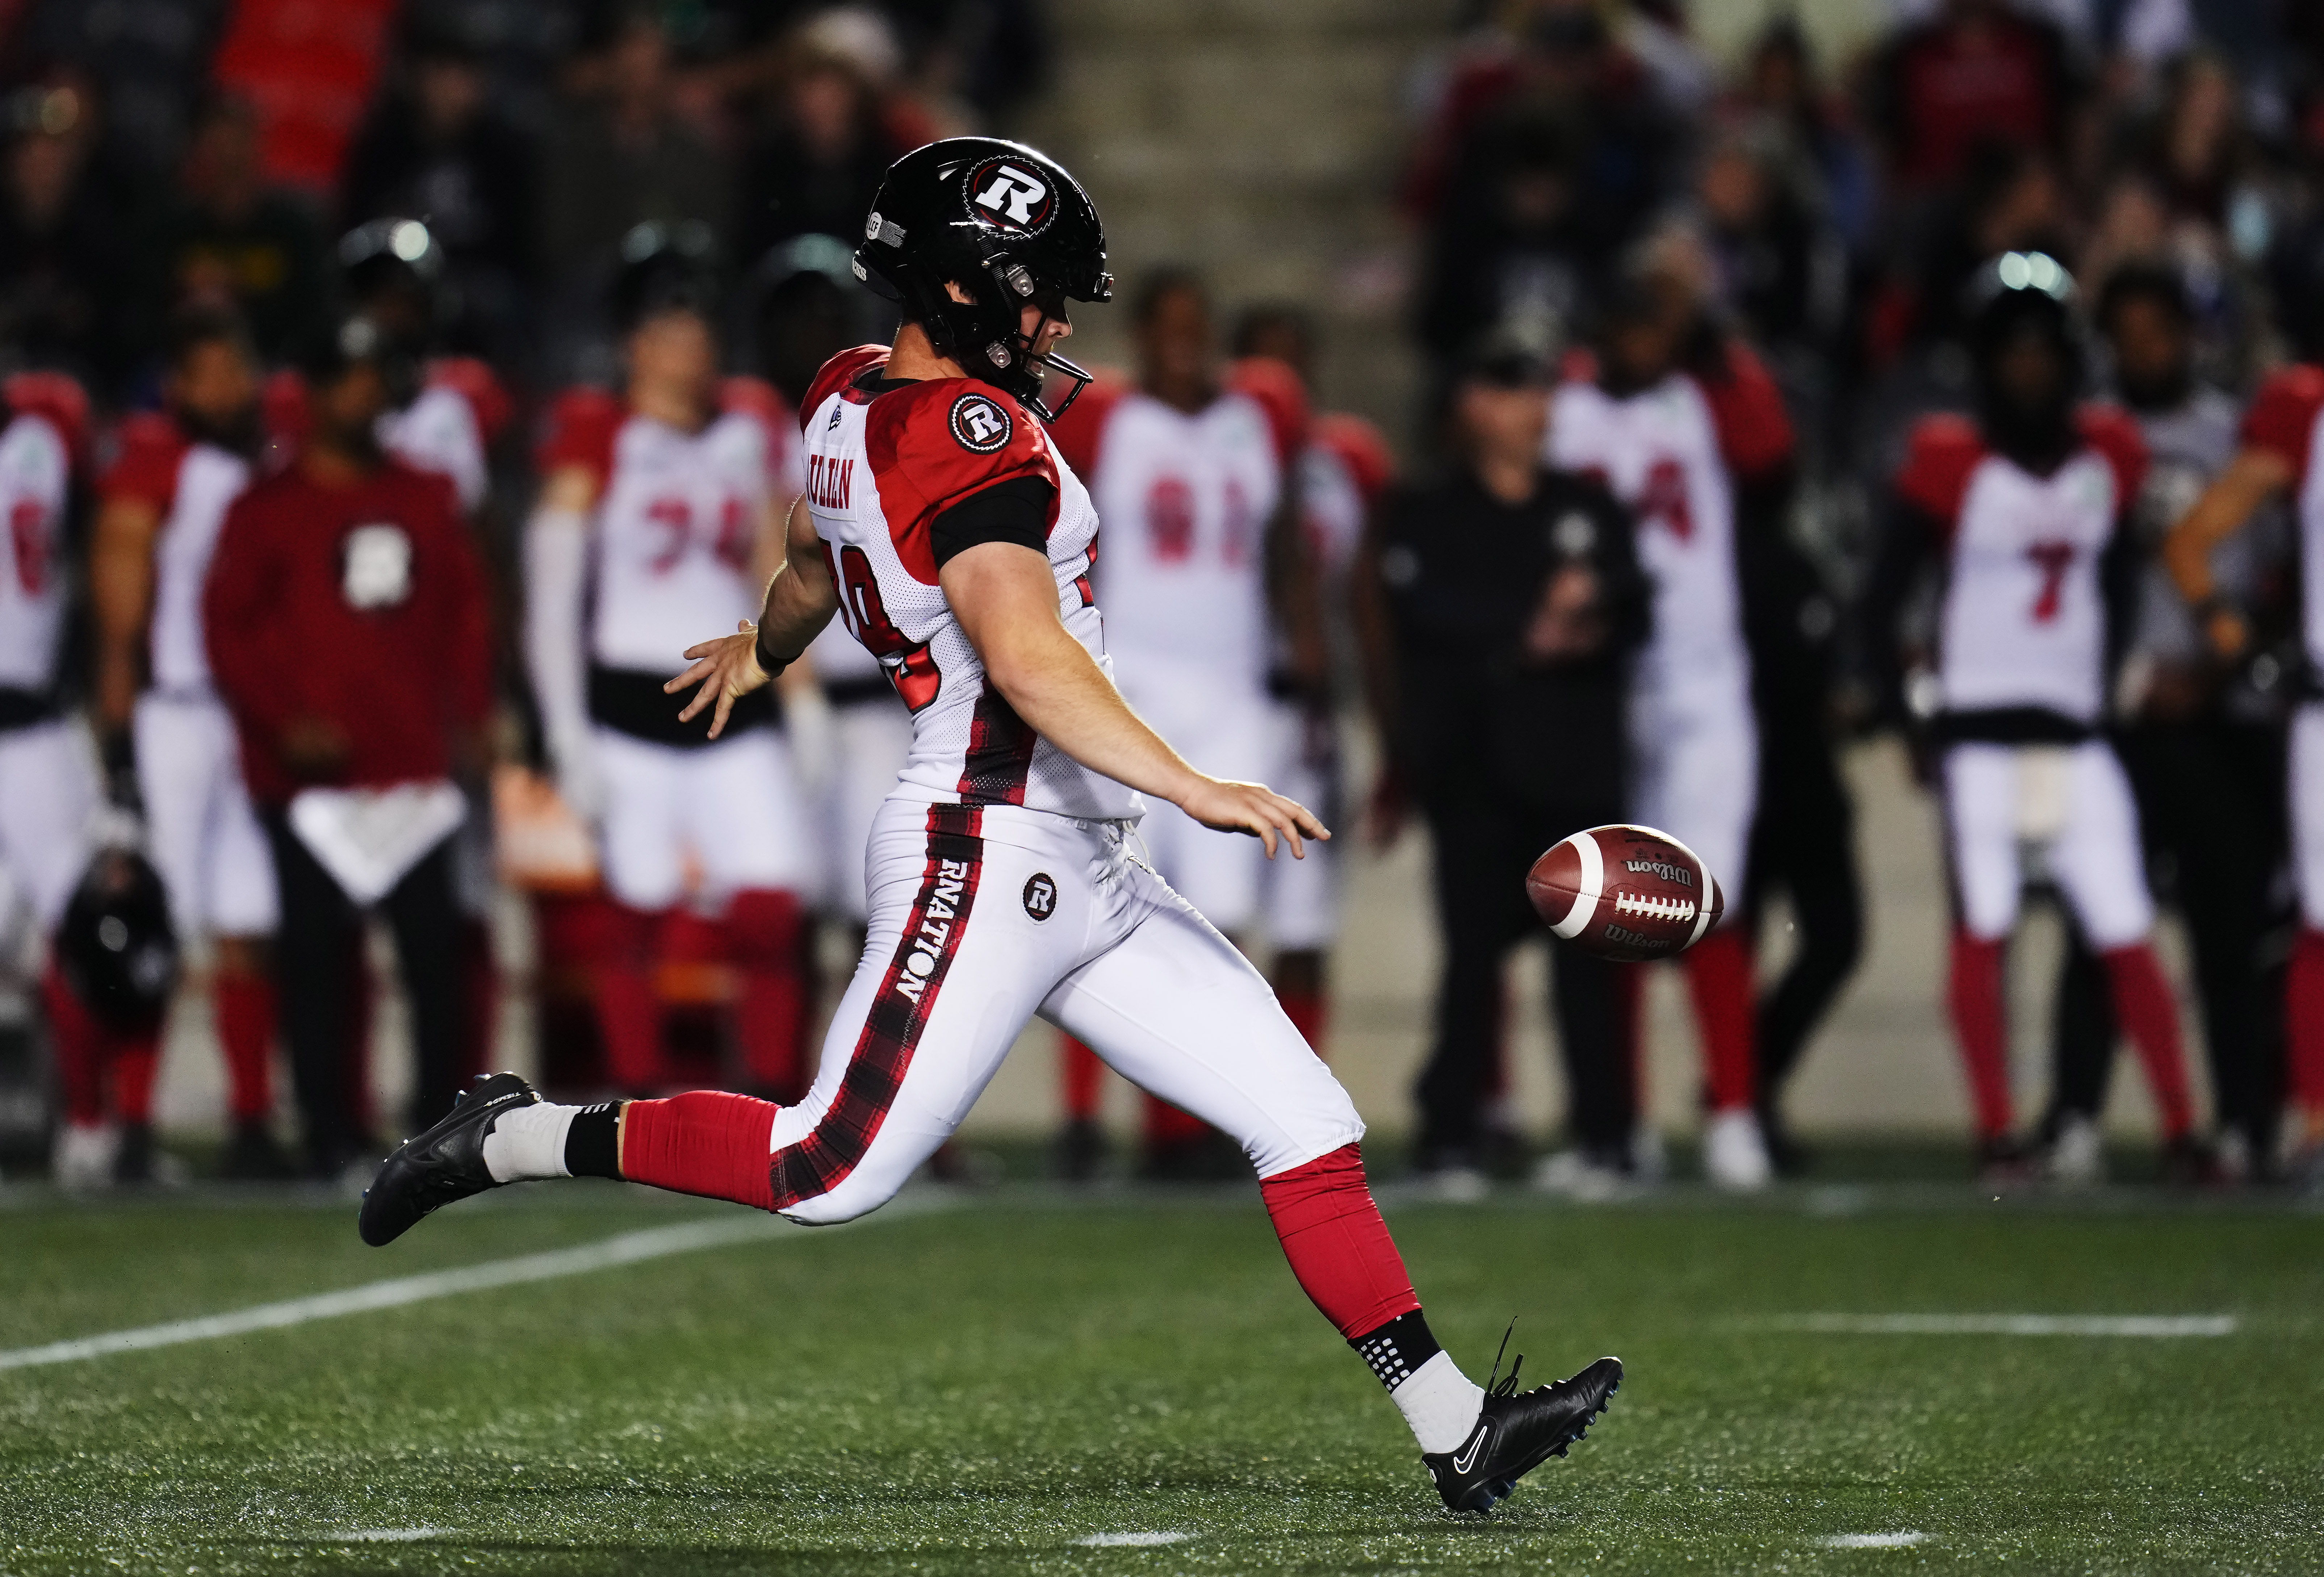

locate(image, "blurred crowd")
[[3, 0, 2324, 1195]]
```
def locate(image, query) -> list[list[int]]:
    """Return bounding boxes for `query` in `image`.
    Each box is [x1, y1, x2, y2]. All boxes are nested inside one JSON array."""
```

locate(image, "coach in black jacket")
[[1358, 337, 1649, 1181]]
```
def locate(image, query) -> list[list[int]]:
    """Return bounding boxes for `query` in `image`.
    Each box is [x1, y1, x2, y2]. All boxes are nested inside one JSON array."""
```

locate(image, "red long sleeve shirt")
[[203, 456, 491, 806]]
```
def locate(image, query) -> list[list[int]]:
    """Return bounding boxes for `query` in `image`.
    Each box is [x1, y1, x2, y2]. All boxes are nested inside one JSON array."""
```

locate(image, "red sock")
[[1259, 1143, 1420, 1338], [728, 889, 808, 1099], [595, 904, 666, 1091], [2100, 944, 2194, 1140], [1143, 1093, 1208, 1147], [619, 1089, 778, 1209], [1947, 931, 2014, 1139], [112, 1034, 160, 1125], [214, 968, 276, 1123], [1682, 928, 1757, 1112], [1060, 1033, 1105, 1121], [1278, 988, 1328, 1058], [458, 916, 497, 1083], [42, 961, 107, 1126], [2287, 929, 2324, 1117]]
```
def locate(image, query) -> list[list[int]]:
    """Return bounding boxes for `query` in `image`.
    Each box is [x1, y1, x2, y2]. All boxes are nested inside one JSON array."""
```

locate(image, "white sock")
[[481, 1102, 578, 1183], [1390, 1351, 1487, 1453]]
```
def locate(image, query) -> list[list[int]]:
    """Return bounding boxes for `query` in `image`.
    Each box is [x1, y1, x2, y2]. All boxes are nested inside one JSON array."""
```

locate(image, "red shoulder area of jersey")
[[100, 411, 189, 510], [1312, 411, 1396, 503], [863, 378, 1060, 585], [1559, 347, 1599, 384], [426, 356, 513, 443], [801, 344, 893, 432], [1042, 363, 1127, 477], [4, 370, 89, 462], [2239, 362, 2324, 482], [2074, 402, 2148, 515], [1225, 354, 1312, 467], [1695, 339, 1795, 480], [535, 386, 625, 478], [1894, 412, 1987, 530]]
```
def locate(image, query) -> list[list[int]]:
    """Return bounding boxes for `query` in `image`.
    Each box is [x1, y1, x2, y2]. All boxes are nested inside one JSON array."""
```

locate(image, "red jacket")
[[204, 457, 491, 806]]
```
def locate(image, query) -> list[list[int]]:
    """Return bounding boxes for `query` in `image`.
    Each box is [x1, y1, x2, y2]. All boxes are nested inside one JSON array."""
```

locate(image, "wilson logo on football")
[[1622, 859, 1693, 887], [949, 393, 1014, 454], [966, 158, 1054, 233]]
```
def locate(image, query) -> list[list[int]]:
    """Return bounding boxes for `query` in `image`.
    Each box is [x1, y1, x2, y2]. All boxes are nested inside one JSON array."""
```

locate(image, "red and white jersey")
[[0, 403, 74, 694], [1301, 411, 1395, 580], [538, 378, 788, 675], [798, 345, 1137, 820], [2235, 363, 2324, 671], [379, 359, 510, 514], [1058, 371, 1297, 695], [101, 413, 254, 695], [1547, 344, 1793, 694], [1896, 408, 2145, 723]]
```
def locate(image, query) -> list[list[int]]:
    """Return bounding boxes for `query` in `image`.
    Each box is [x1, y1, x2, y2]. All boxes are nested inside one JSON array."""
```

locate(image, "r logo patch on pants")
[[1023, 872, 1057, 921]]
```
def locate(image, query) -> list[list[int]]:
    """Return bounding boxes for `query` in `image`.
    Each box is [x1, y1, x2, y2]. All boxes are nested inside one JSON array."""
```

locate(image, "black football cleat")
[[358, 1072, 537, 1247], [1423, 1329, 1622, 1515]]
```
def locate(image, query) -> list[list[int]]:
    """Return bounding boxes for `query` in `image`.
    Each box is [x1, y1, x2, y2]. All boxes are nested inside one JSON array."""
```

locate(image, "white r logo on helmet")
[[967, 159, 1054, 232]]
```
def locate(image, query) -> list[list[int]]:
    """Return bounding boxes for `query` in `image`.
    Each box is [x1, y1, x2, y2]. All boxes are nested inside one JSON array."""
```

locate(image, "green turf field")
[[3, 1179, 2320, 1574]]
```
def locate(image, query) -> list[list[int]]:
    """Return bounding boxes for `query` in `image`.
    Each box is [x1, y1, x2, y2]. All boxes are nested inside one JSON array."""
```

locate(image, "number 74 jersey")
[[799, 345, 1142, 821]]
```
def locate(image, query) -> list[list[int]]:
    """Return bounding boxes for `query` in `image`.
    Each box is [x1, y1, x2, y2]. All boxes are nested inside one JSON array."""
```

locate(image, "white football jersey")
[[1897, 410, 2144, 724], [1548, 373, 1746, 693], [0, 411, 73, 694], [381, 383, 488, 514], [148, 445, 253, 694], [798, 346, 1138, 820], [1086, 389, 1281, 694]]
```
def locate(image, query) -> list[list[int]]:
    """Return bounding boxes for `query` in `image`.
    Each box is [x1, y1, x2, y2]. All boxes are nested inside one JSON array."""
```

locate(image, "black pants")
[[1414, 786, 1629, 1160], [2047, 718, 2287, 1150], [263, 814, 464, 1172], [1745, 721, 1865, 1109]]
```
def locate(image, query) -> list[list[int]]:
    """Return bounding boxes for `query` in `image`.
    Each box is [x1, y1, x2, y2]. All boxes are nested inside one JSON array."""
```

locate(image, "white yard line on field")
[[1767, 1313, 2236, 1338], [0, 1199, 944, 1373], [1073, 1532, 1193, 1548], [1821, 1532, 1927, 1549]]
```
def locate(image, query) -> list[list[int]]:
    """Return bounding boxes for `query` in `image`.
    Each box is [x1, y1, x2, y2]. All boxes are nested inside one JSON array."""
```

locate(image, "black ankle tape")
[[1349, 1309, 1440, 1391], [564, 1103, 622, 1179]]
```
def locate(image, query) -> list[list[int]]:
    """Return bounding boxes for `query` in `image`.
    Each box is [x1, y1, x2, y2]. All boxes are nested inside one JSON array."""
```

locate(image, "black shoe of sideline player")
[[1423, 1336, 1622, 1514], [359, 1072, 537, 1247]]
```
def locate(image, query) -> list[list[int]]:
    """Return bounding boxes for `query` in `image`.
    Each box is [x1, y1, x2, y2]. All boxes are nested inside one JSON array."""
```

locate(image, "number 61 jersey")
[[799, 345, 1142, 821]]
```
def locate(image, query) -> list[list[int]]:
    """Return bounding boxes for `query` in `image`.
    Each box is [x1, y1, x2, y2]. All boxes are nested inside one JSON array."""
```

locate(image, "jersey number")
[[645, 495, 753, 574], [2026, 540, 2075, 624], [9, 498, 46, 594], [833, 544, 941, 712], [1146, 475, 1194, 562], [1638, 457, 1693, 542]]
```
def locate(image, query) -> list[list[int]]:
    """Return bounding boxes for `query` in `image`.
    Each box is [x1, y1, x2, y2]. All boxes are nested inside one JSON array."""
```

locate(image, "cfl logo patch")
[[950, 393, 1014, 454], [967, 158, 1054, 233]]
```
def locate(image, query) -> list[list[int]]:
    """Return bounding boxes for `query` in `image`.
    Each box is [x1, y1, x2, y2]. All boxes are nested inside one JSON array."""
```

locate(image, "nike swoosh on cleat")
[[1451, 1425, 1488, 1476]]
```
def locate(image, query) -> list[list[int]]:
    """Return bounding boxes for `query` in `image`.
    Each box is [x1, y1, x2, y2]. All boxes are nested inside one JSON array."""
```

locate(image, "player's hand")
[[2203, 603, 2250, 662], [277, 715, 351, 779], [666, 621, 771, 740], [1174, 776, 1329, 859]]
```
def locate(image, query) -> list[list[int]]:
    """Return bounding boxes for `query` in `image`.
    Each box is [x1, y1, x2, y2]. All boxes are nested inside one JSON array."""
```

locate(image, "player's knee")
[[776, 1176, 897, 1227]]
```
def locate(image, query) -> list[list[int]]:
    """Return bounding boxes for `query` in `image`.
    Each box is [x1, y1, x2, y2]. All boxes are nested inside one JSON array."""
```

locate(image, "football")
[[1527, 824, 1722, 963]]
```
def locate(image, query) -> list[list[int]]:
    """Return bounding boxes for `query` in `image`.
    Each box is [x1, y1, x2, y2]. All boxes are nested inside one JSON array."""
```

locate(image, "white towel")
[[288, 782, 466, 905]]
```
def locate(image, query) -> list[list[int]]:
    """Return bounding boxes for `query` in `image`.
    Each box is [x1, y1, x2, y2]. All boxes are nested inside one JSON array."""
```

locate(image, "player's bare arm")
[[667, 493, 837, 736], [941, 537, 1327, 859], [2163, 445, 2292, 658], [89, 495, 163, 736]]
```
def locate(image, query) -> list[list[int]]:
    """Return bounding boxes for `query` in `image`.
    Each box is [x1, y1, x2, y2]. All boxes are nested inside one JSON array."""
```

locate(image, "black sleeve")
[[1851, 495, 1940, 730], [930, 474, 1056, 567]]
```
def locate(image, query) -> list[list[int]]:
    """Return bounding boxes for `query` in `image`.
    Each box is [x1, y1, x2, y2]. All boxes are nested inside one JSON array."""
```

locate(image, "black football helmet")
[[614, 220, 720, 334], [1964, 250, 2083, 465], [853, 136, 1112, 419], [54, 848, 179, 1036]]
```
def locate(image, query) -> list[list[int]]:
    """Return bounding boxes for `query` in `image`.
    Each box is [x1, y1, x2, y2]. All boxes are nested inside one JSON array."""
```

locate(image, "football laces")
[[1612, 890, 1695, 924]]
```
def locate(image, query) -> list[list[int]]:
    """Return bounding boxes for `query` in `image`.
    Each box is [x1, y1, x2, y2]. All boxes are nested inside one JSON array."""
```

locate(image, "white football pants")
[[135, 691, 279, 936], [1943, 739, 2154, 949]]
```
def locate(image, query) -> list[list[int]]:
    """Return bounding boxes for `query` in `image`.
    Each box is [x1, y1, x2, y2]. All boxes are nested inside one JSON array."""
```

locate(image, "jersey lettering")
[[808, 453, 853, 511]]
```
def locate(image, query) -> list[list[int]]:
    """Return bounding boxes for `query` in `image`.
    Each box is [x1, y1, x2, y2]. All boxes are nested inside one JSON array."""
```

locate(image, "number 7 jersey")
[[799, 345, 1141, 821]]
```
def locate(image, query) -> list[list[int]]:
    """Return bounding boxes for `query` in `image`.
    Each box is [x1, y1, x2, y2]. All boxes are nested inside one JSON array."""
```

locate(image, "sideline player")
[[524, 229, 817, 1099], [1867, 254, 2198, 1177], [89, 307, 290, 1177], [1043, 269, 1313, 1176], [1546, 251, 1787, 1189], [2165, 272, 2324, 1181], [366, 137, 1621, 1514]]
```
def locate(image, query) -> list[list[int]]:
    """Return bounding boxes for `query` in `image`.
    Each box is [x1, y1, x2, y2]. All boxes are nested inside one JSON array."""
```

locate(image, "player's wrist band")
[[753, 622, 784, 675]]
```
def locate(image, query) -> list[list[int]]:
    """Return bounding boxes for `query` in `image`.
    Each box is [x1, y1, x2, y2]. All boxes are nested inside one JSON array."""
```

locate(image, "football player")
[[1868, 253, 2198, 1178], [1042, 268, 1316, 1178], [366, 138, 1622, 1516], [1545, 247, 1790, 1189], [2164, 261, 2324, 1182], [524, 227, 817, 1099], [89, 306, 290, 1177]]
